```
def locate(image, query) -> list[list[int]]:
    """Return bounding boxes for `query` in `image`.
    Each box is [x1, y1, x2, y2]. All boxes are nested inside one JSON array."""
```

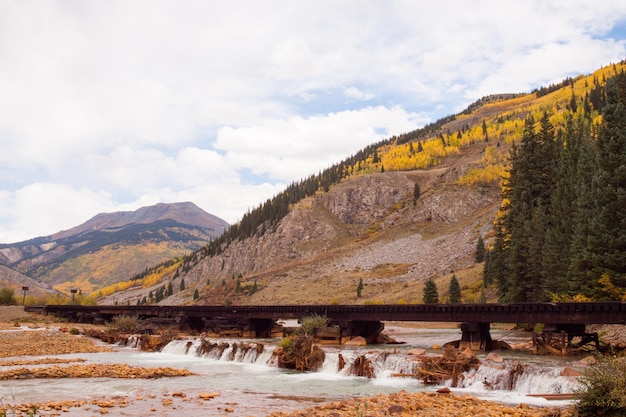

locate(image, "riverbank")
[[267, 390, 573, 417]]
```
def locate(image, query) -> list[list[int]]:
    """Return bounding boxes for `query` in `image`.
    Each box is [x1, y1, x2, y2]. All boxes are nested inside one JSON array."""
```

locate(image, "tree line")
[[484, 72, 626, 302]]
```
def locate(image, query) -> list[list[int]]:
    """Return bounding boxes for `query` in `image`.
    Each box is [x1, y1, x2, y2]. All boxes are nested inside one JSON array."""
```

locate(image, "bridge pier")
[[333, 320, 384, 344], [459, 322, 492, 351], [532, 323, 599, 355]]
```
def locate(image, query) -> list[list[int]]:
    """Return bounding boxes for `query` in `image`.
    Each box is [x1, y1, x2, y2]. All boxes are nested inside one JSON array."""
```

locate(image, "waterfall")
[[456, 361, 580, 394], [161, 339, 271, 365], [160, 338, 580, 396], [116, 335, 141, 349]]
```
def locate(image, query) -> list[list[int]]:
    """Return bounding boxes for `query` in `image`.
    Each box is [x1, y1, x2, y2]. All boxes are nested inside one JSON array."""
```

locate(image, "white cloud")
[[214, 106, 428, 181], [344, 87, 375, 101], [1, 1, 626, 242], [0, 183, 114, 243]]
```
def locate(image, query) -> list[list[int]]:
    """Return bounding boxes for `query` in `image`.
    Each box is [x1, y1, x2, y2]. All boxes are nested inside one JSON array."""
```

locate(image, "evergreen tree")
[[166, 282, 173, 296], [447, 275, 462, 304], [495, 114, 557, 302], [180, 278, 186, 291], [356, 278, 364, 298], [475, 235, 485, 263], [588, 77, 626, 296], [413, 182, 421, 205], [543, 115, 590, 296], [193, 288, 199, 300], [423, 278, 439, 304]]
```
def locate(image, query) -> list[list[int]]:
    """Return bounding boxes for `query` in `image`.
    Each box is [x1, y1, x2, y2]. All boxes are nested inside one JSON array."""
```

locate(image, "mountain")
[[0, 202, 228, 294], [102, 61, 626, 306]]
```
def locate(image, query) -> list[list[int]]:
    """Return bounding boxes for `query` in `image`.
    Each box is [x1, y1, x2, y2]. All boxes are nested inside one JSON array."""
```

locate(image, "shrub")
[[108, 315, 139, 333], [299, 314, 329, 335], [575, 357, 626, 416], [0, 287, 16, 305]]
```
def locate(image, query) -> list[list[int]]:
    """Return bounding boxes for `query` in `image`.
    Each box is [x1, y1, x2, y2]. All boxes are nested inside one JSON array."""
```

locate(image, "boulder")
[[576, 356, 597, 366], [485, 352, 504, 363], [345, 336, 367, 346], [407, 348, 426, 356], [560, 367, 582, 377]]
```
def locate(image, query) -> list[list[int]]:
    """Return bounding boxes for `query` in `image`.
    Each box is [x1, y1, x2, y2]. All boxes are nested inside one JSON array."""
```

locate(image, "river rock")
[[345, 336, 367, 346], [407, 348, 426, 356], [199, 392, 220, 400], [437, 387, 451, 394], [560, 367, 582, 377], [388, 404, 404, 413], [485, 352, 503, 363], [576, 356, 597, 366]]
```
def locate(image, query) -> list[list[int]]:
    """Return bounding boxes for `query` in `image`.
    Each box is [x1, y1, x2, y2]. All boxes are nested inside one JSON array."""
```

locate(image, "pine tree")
[[423, 278, 439, 304], [447, 275, 461, 304], [495, 114, 557, 302], [193, 288, 199, 300], [413, 182, 421, 205], [475, 235, 485, 263], [588, 77, 626, 296], [356, 278, 364, 298], [180, 278, 186, 291]]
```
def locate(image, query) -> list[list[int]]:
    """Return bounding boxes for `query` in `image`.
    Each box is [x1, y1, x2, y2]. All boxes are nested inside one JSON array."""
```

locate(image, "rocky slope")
[[0, 264, 59, 298], [108, 142, 500, 306], [0, 202, 228, 293]]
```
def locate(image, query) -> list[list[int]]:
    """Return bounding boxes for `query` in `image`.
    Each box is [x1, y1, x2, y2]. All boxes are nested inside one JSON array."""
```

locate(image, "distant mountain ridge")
[[48, 202, 223, 240], [0, 202, 229, 293]]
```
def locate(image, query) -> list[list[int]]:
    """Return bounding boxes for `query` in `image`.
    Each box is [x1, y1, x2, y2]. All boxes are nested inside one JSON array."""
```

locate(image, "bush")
[[299, 314, 329, 335], [575, 357, 626, 416], [108, 315, 139, 333], [0, 287, 16, 305]]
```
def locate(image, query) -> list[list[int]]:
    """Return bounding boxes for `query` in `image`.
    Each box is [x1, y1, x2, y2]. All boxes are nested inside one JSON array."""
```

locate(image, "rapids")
[[0, 326, 583, 416]]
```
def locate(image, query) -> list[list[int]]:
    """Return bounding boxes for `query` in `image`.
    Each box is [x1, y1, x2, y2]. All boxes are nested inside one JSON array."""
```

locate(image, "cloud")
[[214, 106, 428, 181], [1, 1, 626, 242], [0, 183, 114, 243], [344, 87, 375, 101]]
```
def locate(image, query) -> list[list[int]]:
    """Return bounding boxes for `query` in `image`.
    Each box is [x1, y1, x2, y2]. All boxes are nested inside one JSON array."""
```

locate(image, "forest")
[[484, 72, 626, 302]]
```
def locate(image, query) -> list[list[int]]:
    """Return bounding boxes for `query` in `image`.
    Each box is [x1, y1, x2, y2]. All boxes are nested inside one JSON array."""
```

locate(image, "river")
[[0, 324, 583, 416]]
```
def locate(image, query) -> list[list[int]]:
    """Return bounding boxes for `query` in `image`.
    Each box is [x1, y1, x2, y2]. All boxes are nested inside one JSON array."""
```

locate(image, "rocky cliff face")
[[118, 144, 500, 306]]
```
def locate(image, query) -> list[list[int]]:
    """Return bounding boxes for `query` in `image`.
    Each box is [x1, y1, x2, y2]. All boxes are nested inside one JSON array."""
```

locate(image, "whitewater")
[[0, 325, 582, 416]]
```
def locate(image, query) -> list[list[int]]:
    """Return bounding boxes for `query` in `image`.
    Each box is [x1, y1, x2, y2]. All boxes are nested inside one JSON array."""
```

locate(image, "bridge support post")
[[337, 320, 384, 344], [244, 318, 279, 338], [459, 322, 492, 351]]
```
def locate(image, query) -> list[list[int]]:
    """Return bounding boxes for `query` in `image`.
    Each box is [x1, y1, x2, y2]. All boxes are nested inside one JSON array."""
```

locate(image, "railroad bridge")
[[26, 302, 626, 352]]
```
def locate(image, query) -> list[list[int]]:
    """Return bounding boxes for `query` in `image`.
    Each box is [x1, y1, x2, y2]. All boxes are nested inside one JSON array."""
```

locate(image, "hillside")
[[0, 264, 59, 299], [102, 62, 626, 306], [106, 143, 500, 306], [0, 202, 228, 294]]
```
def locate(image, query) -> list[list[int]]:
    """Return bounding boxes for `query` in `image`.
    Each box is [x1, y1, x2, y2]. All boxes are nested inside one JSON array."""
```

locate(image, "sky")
[[2, 1, 626, 244]]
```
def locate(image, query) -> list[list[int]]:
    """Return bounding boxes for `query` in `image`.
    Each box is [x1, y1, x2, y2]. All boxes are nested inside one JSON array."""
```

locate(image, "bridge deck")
[[26, 302, 626, 325]]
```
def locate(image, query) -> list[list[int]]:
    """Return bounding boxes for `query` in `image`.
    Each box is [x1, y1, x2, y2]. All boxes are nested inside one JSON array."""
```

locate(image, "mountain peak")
[[51, 202, 228, 240]]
